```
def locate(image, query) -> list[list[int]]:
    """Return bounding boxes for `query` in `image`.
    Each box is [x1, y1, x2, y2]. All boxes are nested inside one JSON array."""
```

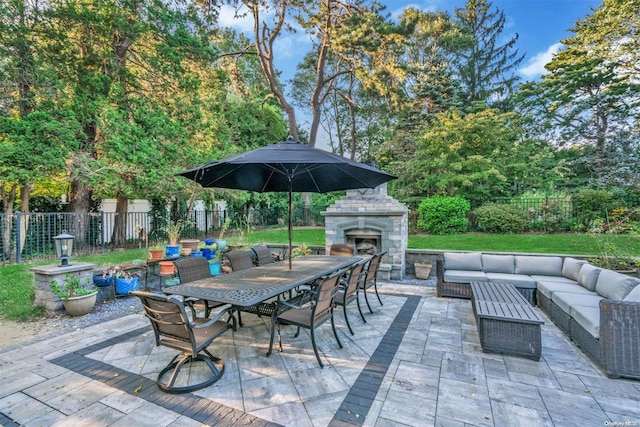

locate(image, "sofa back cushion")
[[444, 252, 482, 271], [515, 256, 563, 276], [577, 264, 602, 291], [595, 269, 640, 300], [482, 254, 515, 274], [624, 285, 640, 302], [562, 257, 587, 281]]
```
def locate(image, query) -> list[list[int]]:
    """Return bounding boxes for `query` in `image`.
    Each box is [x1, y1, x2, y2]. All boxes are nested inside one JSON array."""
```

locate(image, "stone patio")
[[1, 281, 639, 426]]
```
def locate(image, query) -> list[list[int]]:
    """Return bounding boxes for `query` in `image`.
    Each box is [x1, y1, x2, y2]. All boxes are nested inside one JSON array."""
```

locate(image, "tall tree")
[[517, 0, 640, 190], [454, 0, 524, 111]]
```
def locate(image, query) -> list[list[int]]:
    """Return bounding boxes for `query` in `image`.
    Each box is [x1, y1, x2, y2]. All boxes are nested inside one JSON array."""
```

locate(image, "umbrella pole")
[[288, 187, 293, 270]]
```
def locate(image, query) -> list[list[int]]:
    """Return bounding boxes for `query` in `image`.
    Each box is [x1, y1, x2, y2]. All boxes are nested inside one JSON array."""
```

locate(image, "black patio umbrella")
[[177, 138, 396, 268]]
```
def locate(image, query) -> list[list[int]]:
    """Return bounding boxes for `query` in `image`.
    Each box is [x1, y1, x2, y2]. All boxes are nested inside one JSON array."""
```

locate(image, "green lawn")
[[2, 229, 638, 321], [241, 227, 640, 257]]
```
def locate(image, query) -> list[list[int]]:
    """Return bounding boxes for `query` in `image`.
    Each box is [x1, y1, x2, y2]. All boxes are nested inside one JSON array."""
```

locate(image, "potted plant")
[[208, 247, 223, 275], [149, 244, 165, 260], [165, 219, 184, 258], [292, 243, 312, 258], [216, 217, 231, 251], [50, 273, 98, 316], [414, 259, 432, 279], [114, 268, 141, 295]]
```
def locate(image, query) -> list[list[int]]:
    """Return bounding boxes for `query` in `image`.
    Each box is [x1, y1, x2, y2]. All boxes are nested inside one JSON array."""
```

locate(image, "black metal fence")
[[0, 206, 325, 265]]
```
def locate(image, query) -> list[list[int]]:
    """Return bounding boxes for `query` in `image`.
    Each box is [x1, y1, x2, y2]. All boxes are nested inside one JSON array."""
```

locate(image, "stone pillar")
[[31, 262, 96, 315]]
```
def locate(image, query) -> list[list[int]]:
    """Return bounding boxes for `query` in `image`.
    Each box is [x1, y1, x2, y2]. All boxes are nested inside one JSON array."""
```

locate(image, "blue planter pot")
[[115, 277, 140, 295], [204, 238, 216, 246], [165, 244, 180, 258], [191, 252, 204, 257], [209, 262, 221, 276], [201, 248, 213, 260], [93, 275, 114, 287]]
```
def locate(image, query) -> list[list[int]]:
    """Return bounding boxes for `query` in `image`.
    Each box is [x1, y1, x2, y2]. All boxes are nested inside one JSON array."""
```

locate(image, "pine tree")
[[454, 0, 525, 111]]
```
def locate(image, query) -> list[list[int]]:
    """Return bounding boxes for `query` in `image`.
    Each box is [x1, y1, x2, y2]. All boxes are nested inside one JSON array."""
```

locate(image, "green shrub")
[[474, 203, 528, 233], [417, 195, 470, 234], [572, 189, 614, 230]]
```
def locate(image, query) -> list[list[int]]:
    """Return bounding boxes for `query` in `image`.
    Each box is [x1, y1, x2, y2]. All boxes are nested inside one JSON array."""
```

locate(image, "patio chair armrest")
[[190, 304, 234, 328]]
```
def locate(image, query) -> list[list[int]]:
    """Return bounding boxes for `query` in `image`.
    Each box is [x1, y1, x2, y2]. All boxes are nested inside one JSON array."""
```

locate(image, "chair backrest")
[[132, 291, 196, 353], [343, 260, 366, 299], [173, 256, 211, 284], [329, 243, 355, 257], [252, 244, 274, 265], [362, 252, 386, 289], [312, 272, 342, 324], [225, 250, 255, 272]]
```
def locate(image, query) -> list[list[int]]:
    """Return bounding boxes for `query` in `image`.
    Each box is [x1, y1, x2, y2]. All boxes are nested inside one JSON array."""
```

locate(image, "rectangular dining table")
[[164, 255, 362, 308]]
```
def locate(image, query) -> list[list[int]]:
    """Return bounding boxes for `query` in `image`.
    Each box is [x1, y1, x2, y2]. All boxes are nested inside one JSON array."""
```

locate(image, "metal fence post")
[[15, 211, 21, 264]]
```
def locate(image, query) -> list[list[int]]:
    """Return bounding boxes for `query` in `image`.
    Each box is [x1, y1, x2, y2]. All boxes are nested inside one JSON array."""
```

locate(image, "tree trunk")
[[69, 174, 92, 245], [112, 193, 128, 247], [1, 185, 17, 262]]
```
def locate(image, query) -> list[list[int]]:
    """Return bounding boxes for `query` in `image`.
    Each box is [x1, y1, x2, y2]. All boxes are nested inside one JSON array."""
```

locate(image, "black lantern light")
[[53, 231, 74, 266]]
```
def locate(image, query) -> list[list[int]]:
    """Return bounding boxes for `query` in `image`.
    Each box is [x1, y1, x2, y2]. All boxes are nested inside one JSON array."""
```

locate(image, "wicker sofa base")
[[570, 317, 604, 367], [550, 301, 572, 335]]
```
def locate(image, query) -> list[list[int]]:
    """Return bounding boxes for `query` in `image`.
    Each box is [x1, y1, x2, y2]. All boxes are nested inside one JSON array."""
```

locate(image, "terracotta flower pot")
[[159, 261, 176, 275], [149, 249, 164, 260]]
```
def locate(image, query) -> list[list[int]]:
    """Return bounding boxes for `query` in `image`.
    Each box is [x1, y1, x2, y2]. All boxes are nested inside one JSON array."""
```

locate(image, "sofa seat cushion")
[[531, 275, 577, 285], [515, 255, 563, 276], [552, 292, 603, 315], [577, 264, 602, 291], [624, 285, 640, 302], [482, 254, 515, 274], [537, 281, 596, 299], [485, 273, 537, 288], [595, 269, 640, 300], [444, 270, 488, 283], [444, 252, 483, 271], [562, 257, 588, 281], [570, 305, 600, 338]]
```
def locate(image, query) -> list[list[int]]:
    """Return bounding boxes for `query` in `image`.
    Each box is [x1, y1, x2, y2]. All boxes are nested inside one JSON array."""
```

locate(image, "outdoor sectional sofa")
[[435, 252, 640, 379]]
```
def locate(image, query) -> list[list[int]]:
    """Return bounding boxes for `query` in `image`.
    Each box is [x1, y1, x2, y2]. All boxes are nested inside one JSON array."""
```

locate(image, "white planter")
[[63, 291, 98, 316], [414, 262, 432, 279]]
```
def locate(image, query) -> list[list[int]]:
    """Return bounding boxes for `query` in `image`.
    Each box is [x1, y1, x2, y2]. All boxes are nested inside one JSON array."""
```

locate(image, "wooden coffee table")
[[470, 282, 544, 360]]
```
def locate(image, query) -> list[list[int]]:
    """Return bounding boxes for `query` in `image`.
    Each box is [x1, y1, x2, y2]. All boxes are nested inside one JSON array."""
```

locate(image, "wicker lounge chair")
[[268, 271, 343, 368], [132, 291, 235, 393]]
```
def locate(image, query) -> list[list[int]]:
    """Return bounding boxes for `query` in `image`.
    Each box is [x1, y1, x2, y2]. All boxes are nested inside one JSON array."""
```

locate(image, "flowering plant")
[[50, 273, 96, 299]]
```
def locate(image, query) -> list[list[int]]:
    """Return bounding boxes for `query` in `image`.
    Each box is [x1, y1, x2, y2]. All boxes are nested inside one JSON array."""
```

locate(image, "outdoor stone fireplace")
[[322, 183, 408, 280]]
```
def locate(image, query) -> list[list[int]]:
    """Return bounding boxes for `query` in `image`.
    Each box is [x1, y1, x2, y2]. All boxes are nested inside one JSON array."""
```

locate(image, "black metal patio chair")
[[334, 259, 367, 335], [360, 252, 386, 313], [267, 270, 344, 368], [329, 243, 355, 257], [132, 291, 235, 394]]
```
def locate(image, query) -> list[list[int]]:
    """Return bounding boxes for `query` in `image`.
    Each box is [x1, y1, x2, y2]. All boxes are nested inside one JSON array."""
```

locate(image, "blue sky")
[[387, 0, 600, 79], [218, 1, 601, 146], [219, 0, 601, 81]]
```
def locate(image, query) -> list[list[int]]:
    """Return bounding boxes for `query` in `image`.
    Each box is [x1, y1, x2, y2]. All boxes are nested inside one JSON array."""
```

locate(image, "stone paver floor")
[[1, 281, 639, 426]]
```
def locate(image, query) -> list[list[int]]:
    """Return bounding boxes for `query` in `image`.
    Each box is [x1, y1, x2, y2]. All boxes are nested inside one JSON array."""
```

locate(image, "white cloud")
[[218, 4, 254, 33], [520, 42, 563, 78]]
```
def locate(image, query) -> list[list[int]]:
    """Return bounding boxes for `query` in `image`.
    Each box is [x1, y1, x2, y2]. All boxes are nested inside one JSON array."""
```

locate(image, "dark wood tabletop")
[[164, 255, 362, 307]]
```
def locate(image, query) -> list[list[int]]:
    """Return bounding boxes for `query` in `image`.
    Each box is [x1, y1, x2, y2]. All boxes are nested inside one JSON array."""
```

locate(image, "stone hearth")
[[322, 183, 408, 280]]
